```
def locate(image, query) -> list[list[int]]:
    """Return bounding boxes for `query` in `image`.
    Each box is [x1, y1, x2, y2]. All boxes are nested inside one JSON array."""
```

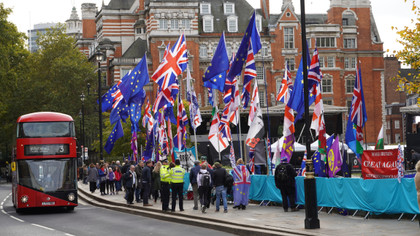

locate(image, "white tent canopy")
[[270, 136, 306, 152], [310, 134, 350, 151]]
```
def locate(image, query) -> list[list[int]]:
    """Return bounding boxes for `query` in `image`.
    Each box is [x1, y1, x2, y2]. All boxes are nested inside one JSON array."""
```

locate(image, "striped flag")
[[276, 62, 292, 103], [310, 83, 327, 154], [248, 80, 260, 126], [298, 151, 307, 176], [241, 39, 257, 108], [208, 107, 229, 152], [229, 143, 236, 168], [375, 126, 384, 150]]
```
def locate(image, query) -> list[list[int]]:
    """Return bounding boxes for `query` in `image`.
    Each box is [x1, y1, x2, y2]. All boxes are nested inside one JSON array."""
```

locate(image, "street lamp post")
[[301, 0, 320, 229], [80, 93, 85, 150], [96, 51, 104, 161]]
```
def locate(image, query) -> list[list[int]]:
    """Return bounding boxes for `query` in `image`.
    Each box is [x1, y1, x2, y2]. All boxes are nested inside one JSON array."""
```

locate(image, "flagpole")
[[188, 70, 199, 162], [261, 48, 272, 170], [301, 0, 320, 229], [237, 107, 244, 161]]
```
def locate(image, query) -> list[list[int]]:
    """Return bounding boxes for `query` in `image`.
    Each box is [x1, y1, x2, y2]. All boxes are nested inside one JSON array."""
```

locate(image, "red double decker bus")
[[12, 112, 78, 212]]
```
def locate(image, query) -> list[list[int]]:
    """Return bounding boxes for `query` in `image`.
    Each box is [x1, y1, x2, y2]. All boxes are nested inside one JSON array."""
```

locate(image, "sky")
[[2, 0, 416, 54]]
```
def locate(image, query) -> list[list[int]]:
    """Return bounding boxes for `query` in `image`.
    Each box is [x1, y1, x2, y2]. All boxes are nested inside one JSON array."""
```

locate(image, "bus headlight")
[[21, 195, 29, 203], [68, 193, 75, 201]]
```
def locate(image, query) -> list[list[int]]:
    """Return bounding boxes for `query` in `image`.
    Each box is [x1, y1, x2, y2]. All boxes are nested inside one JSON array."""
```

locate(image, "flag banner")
[[186, 66, 202, 129], [229, 143, 236, 169], [298, 151, 307, 176], [151, 34, 187, 93], [119, 53, 150, 102], [375, 126, 384, 150], [143, 129, 155, 161], [129, 91, 145, 133], [248, 147, 255, 173], [208, 108, 229, 152], [280, 134, 294, 163], [313, 151, 327, 177], [232, 164, 251, 207], [131, 131, 138, 162], [397, 144, 404, 183], [276, 62, 292, 103], [327, 135, 342, 177], [227, 11, 261, 80], [173, 146, 196, 172], [202, 33, 229, 92], [241, 39, 257, 108], [245, 109, 264, 148], [101, 82, 123, 112], [104, 120, 124, 154], [248, 80, 260, 126], [361, 149, 399, 179]]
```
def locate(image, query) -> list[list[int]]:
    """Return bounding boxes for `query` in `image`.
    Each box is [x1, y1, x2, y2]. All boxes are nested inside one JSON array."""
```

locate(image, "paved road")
[[0, 184, 235, 236]]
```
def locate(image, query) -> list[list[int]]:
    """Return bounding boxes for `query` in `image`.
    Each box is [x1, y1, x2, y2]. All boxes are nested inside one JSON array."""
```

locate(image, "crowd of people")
[[78, 157, 276, 214]]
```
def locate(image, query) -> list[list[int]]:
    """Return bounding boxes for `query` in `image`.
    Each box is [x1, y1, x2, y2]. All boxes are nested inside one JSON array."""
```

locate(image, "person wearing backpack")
[[197, 163, 212, 213], [274, 160, 298, 212], [213, 162, 228, 213]]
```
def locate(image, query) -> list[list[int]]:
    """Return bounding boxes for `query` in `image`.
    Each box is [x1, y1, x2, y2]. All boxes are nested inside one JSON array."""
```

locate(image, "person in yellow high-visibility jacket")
[[170, 159, 185, 212], [160, 159, 171, 212]]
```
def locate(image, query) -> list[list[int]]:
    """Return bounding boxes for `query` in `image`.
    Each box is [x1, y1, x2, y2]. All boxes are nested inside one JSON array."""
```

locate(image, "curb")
[[78, 187, 317, 236]]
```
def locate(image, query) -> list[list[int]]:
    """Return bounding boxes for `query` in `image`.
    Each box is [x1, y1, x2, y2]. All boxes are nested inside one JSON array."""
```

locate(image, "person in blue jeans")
[[212, 162, 228, 213]]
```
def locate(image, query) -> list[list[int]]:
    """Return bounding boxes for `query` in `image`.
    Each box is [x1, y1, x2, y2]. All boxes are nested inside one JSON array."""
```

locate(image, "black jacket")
[[123, 171, 136, 188], [274, 163, 297, 189], [213, 167, 227, 187], [142, 166, 152, 184]]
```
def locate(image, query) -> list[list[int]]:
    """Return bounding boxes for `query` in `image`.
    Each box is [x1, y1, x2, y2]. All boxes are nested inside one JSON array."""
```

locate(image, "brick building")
[[74, 0, 384, 145]]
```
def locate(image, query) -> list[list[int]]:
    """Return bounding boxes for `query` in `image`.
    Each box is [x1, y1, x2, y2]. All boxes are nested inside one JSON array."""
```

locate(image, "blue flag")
[[286, 44, 313, 121], [129, 90, 146, 133], [143, 129, 155, 161], [119, 53, 150, 102], [110, 99, 129, 124], [101, 83, 118, 112], [164, 104, 177, 124], [202, 33, 229, 92], [104, 119, 124, 154], [227, 11, 261, 81]]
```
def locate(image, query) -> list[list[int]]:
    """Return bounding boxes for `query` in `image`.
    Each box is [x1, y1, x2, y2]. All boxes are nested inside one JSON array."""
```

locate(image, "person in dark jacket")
[[213, 162, 228, 213], [189, 160, 201, 210], [142, 160, 153, 206], [274, 161, 298, 212], [86, 163, 98, 193], [124, 165, 137, 204], [135, 161, 144, 203]]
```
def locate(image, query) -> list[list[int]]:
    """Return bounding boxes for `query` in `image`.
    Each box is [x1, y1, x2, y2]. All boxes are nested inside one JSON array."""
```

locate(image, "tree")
[[0, 3, 29, 160], [393, 0, 420, 104]]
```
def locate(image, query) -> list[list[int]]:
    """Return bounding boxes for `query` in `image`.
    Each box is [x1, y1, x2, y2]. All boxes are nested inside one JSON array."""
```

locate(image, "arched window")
[[342, 10, 357, 26], [345, 75, 355, 94]]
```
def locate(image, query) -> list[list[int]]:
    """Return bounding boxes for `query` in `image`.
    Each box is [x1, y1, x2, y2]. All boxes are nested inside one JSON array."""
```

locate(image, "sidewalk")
[[77, 182, 419, 236]]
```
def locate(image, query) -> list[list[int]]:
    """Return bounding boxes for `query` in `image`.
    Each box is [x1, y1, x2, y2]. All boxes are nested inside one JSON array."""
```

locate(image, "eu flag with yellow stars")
[[119, 53, 149, 102], [104, 119, 124, 154], [129, 90, 146, 133], [202, 33, 229, 92]]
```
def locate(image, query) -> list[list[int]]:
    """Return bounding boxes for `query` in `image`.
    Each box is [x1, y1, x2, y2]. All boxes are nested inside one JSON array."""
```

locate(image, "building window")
[[324, 99, 333, 105], [395, 120, 400, 129], [261, 46, 268, 57], [285, 58, 295, 71], [159, 19, 168, 29], [342, 18, 348, 26], [170, 19, 179, 30], [327, 56, 335, 68], [256, 15, 262, 32], [346, 99, 352, 109], [188, 61, 193, 72], [316, 37, 336, 48], [284, 27, 294, 49], [344, 38, 356, 48], [322, 75, 332, 93], [224, 3, 234, 14], [256, 66, 265, 81], [319, 57, 324, 68], [386, 121, 390, 129], [227, 16, 238, 32], [226, 44, 232, 58], [159, 48, 165, 62], [203, 17, 213, 32], [181, 19, 190, 30], [395, 133, 400, 143], [259, 89, 266, 107], [201, 3, 211, 14], [346, 76, 355, 93], [136, 27, 142, 34], [199, 45, 207, 58], [306, 38, 311, 48], [121, 69, 131, 78], [345, 57, 356, 69]]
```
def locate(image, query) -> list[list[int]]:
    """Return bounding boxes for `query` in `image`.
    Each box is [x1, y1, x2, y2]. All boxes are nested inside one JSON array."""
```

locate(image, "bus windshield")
[[18, 159, 76, 192], [19, 122, 74, 138]]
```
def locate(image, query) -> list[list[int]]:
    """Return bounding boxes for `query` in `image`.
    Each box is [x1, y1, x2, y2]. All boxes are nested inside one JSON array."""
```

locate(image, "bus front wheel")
[[66, 206, 75, 212]]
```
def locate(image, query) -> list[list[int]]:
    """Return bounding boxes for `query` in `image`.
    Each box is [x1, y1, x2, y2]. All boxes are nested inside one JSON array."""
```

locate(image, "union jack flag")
[[151, 34, 188, 93], [186, 66, 202, 129], [276, 62, 292, 103], [174, 93, 188, 150], [233, 164, 251, 185], [241, 39, 257, 108], [298, 151, 307, 176], [219, 103, 232, 141], [208, 108, 229, 152], [223, 53, 236, 104], [142, 99, 154, 131], [228, 79, 241, 125], [152, 83, 178, 114], [248, 148, 255, 173], [248, 80, 260, 126], [308, 47, 322, 90], [350, 63, 367, 128]]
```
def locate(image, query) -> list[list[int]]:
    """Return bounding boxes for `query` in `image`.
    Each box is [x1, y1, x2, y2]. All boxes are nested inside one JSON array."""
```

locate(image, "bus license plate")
[[41, 202, 55, 206]]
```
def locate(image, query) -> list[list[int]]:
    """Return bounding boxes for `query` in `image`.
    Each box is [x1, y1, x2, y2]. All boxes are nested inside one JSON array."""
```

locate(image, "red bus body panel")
[[16, 185, 77, 208]]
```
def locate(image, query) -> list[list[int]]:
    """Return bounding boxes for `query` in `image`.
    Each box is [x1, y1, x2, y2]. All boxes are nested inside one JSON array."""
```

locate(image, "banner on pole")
[[361, 149, 399, 179], [174, 146, 196, 172]]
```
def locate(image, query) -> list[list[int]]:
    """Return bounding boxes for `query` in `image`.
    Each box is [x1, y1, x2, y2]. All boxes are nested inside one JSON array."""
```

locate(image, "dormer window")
[[203, 15, 214, 32], [227, 16, 238, 32], [255, 15, 262, 32], [224, 3, 235, 14], [201, 3, 211, 15]]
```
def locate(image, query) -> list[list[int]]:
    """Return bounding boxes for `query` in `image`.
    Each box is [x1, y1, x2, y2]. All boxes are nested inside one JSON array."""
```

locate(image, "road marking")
[[32, 223, 54, 231], [9, 215, 25, 222], [64, 233, 76, 236]]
